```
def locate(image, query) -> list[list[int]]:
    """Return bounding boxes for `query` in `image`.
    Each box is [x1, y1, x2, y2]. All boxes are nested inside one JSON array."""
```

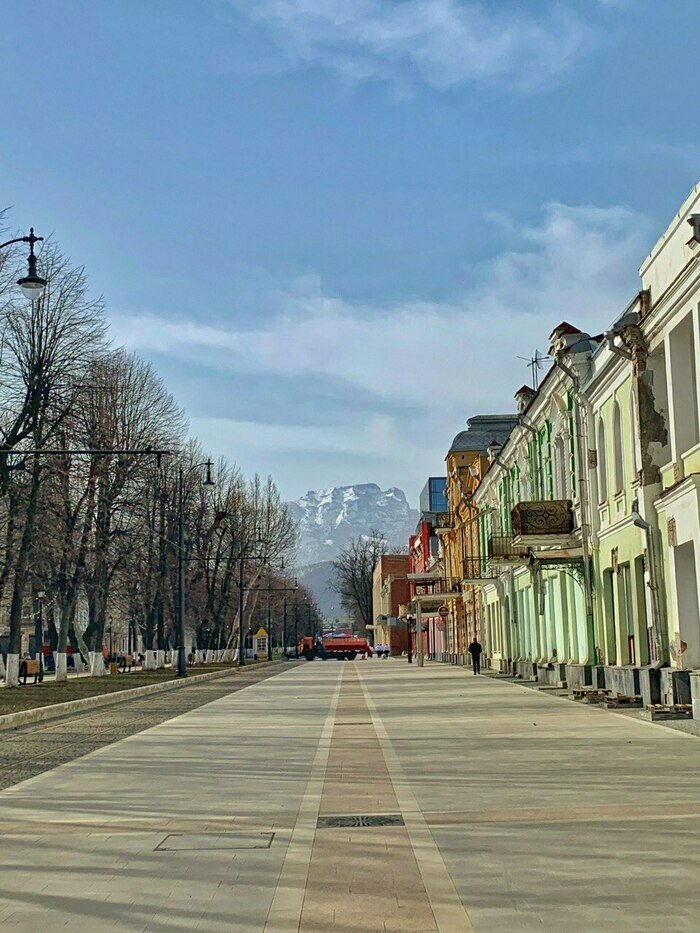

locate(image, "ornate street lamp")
[[0, 228, 46, 300]]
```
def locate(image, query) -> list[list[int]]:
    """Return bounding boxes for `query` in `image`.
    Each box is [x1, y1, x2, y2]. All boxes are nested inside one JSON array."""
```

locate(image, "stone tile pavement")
[[0, 658, 700, 931]]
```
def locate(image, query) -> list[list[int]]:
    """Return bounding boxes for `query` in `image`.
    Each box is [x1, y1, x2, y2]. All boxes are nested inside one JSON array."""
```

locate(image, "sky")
[[2, 0, 700, 505]]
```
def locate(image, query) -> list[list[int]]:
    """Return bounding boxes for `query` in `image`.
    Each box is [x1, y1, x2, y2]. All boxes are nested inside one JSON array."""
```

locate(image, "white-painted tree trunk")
[[54, 652, 68, 683], [0, 653, 6, 679], [89, 651, 106, 676], [144, 650, 157, 670], [155, 649, 165, 669], [4, 654, 20, 687]]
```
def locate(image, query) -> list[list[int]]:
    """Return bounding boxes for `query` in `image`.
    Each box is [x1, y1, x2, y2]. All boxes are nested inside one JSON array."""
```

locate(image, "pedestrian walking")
[[467, 639, 482, 675]]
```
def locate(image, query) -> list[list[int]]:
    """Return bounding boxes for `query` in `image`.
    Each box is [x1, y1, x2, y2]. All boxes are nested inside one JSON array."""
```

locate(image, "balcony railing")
[[411, 576, 462, 601], [462, 557, 499, 583], [511, 499, 575, 541], [487, 535, 529, 563]]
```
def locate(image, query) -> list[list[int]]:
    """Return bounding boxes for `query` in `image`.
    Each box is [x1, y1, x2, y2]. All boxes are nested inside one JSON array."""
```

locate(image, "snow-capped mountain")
[[288, 483, 419, 566]]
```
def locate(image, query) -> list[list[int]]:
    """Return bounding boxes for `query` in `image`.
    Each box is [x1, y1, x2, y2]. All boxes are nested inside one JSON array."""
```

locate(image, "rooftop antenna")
[[517, 349, 546, 390]]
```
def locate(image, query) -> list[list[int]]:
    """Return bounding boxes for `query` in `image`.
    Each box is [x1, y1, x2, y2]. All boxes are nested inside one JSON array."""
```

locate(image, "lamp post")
[[177, 459, 215, 677], [34, 589, 45, 676], [283, 595, 288, 658], [0, 228, 46, 300], [291, 596, 309, 658], [293, 601, 299, 657], [235, 535, 266, 667], [262, 573, 298, 661]]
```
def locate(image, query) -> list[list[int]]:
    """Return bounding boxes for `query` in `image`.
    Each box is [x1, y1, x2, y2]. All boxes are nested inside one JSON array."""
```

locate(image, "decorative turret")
[[514, 385, 537, 413]]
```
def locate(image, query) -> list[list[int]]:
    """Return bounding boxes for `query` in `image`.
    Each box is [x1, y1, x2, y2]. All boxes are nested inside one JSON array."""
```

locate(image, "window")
[[554, 436, 569, 498], [613, 401, 624, 493], [669, 312, 700, 457], [429, 477, 448, 512], [597, 418, 608, 502]]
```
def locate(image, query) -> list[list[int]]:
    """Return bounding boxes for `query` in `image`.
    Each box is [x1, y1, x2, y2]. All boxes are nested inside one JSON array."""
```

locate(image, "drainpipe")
[[551, 352, 596, 666], [630, 500, 667, 665]]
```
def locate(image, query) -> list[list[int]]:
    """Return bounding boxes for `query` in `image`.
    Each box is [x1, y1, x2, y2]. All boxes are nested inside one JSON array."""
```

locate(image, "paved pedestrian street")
[[1, 661, 700, 932]]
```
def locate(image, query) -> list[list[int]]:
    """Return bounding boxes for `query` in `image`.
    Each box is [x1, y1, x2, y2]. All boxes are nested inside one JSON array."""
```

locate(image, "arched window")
[[613, 401, 624, 493], [597, 418, 608, 502], [554, 435, 569, 498]]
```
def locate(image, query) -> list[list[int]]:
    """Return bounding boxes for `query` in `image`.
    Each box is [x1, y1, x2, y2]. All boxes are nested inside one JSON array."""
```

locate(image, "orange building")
[[371, 555, 411, 654]]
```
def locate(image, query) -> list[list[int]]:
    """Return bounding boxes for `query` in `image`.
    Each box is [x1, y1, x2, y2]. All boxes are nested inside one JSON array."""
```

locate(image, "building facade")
[[371, 554, 410, 655], [440, 416, 519, 664], [457, 184, 700, 701]]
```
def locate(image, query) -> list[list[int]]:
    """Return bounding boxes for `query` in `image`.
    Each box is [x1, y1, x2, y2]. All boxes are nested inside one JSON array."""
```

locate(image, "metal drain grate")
[[155, 832, 274, 851], [317, 814, 404, 828]]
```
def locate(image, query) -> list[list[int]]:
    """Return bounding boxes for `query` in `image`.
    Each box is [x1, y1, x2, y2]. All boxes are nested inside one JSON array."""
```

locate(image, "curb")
[[0, 663, 273, 732]]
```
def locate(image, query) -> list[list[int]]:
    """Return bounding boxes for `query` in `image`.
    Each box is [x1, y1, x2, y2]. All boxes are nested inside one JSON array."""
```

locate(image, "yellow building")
[[439, 416, 519, 663]]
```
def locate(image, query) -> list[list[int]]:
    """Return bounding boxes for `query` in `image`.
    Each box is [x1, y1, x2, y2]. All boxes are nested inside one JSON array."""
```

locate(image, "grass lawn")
[[0, 663, 264, 715]]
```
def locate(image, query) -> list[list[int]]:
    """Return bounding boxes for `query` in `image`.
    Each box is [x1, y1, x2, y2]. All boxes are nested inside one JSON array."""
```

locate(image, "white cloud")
[[111, 202, 649, 499], [227, 0, 591, 90]]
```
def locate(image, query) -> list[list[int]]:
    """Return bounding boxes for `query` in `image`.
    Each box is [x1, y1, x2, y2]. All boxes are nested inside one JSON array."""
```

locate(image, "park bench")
[[117, 654, 135, 673], [19, 659, 42, 685]]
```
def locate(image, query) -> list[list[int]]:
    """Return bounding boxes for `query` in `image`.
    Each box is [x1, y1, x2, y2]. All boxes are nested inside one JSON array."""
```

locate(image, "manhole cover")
[[155, 832, 274, 851], [317, 814, 404, 828]]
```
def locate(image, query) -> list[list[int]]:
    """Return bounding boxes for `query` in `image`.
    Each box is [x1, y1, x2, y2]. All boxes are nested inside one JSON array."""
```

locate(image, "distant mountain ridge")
[[288, 483, 419, 567]]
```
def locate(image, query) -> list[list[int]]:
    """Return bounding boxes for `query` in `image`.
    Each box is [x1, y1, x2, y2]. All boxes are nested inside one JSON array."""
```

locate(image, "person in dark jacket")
[[467, 639, 482, 675]]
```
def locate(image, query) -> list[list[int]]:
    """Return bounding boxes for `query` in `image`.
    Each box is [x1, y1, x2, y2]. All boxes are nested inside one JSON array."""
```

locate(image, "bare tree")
[[0, 242, 106, 684], [79, 351, 184, 673], [0, 220, 297, 684], [330, 531, 387, 632]]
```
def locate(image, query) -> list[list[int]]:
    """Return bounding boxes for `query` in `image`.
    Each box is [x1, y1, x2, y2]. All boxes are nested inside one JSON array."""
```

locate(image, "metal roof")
[[449, 414, 519, 453]]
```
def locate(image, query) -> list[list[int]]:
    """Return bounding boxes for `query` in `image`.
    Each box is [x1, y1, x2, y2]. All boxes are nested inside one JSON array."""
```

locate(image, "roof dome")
[[449, 414, 519, 454]]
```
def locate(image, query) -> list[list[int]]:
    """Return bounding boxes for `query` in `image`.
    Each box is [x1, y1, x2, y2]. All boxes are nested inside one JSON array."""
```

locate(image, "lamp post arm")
[[0, 234, 44, 251]]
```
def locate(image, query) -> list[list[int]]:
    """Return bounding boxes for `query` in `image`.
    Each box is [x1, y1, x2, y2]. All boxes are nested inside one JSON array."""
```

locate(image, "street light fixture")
[[0, 228, 46, 300]]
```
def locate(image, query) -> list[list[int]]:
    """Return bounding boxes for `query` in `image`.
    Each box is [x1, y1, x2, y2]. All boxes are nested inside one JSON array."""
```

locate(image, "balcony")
[[462, 557, 500, 585], [511, 499, 577, 547], [434, 511, 452, 534], [407, 574, 462, 605], [487, 535, 529, 565]]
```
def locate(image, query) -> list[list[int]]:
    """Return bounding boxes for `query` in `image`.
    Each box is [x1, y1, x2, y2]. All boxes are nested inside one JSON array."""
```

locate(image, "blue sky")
[[2, 0, 699, 504]]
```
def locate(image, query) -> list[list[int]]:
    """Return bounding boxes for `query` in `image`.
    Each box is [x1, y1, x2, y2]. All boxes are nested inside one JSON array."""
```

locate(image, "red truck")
[[299, 634, 371, 661]]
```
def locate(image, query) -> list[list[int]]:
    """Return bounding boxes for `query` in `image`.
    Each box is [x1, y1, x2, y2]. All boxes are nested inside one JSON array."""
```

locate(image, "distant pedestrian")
[[468, 639, 482, 675]]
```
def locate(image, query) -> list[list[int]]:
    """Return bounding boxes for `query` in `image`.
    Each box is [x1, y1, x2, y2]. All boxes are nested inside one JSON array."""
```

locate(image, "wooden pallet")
[[603, 695, 642, 709], [579, 689, 611, 704], [642, 703, 693, 722]]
